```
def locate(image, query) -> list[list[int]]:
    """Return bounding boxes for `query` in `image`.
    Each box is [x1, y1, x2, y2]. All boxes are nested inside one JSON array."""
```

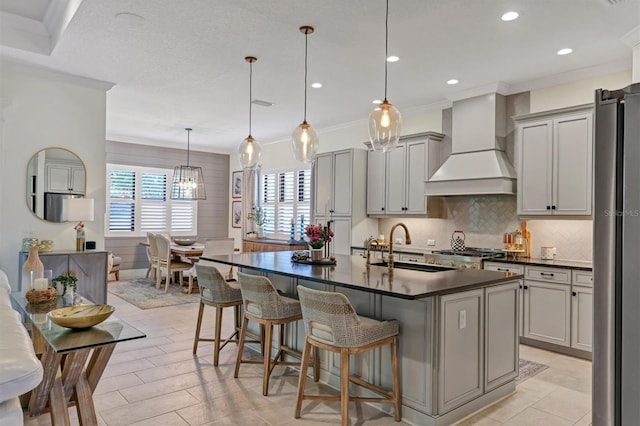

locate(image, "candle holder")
[[297, 215, 307, 243], [288, 220, 297, 243]]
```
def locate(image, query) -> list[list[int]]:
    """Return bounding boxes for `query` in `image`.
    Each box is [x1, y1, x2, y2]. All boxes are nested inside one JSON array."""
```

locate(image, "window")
[[260, 167, 311, 239], [106, 164, 197, 236]]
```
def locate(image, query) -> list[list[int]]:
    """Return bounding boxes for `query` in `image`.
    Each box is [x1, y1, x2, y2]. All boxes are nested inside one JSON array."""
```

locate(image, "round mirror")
[[26, 148, 87, 222]]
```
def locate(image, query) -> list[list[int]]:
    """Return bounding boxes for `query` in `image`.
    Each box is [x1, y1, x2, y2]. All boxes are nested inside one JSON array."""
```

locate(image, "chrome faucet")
[[388, 223, 412, 271]]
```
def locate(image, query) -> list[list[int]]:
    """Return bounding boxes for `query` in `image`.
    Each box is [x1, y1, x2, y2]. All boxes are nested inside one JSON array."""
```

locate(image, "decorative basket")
[[26, 287, 58, 304]]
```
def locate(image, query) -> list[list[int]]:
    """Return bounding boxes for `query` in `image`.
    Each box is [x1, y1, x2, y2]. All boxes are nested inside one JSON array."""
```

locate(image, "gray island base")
[[204, 251, 522, 425]]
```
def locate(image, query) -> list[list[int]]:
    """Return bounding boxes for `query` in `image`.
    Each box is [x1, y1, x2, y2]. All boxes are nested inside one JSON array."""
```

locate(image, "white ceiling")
[[0, 0, 638, 153]]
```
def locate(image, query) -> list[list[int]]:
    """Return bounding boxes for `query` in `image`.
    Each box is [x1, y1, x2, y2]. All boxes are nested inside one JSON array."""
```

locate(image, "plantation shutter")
[[108, 170, 136, 232], [140, 172, 167, 231], [262, 173, 277, 234]]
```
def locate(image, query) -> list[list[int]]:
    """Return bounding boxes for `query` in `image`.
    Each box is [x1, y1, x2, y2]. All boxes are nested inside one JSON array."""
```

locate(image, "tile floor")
[[23, 276, 592, 426]]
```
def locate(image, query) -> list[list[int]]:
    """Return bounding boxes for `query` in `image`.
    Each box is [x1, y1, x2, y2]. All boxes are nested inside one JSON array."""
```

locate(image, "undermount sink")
[[370, 261, 456, 273]]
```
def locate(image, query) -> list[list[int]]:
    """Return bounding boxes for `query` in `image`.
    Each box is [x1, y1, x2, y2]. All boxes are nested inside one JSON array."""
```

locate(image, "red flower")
[[304, 224, 334, 249]]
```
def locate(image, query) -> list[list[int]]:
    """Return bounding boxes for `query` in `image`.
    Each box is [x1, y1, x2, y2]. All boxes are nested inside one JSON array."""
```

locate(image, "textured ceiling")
[[0, 0, 638, 153]]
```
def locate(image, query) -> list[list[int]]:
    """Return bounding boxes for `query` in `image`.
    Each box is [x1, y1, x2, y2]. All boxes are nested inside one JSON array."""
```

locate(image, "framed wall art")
[[232, 170, 243, 198], [232, 200, 242, 228]]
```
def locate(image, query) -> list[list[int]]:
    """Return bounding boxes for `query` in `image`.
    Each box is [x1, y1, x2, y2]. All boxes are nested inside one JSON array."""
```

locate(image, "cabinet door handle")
[[546, 205, 551, 210], [572, 291, 577, 296], [523, 285, 528, 290], [551, 205, 557, 210], [381, 207, 385, 211], [540, 272, 554, 277], [497, 268, 507, 271], [519, 284, 523, 289]]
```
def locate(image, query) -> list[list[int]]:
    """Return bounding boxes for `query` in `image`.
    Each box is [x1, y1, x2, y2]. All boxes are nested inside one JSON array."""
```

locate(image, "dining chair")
[[234, 272, 318, 396], [155, 233, 193, 293], [146, 232, 159, 281], [295, 285, 401, 426]]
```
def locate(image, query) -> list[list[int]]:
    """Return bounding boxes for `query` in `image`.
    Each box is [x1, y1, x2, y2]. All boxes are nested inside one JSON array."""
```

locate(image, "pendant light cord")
[[186, 128, 191, 166], [249, 60, 253, 135], [304, 30, 309, 122], [384, 0, 389, 100]]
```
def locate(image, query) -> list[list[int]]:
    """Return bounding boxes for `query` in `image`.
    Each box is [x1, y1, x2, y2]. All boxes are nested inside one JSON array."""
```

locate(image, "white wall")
[[0, 62, 113, 289], [530, 70, 632, 112]]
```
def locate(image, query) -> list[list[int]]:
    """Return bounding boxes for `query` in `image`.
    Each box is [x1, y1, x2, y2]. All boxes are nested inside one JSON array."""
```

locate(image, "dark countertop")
[[202, 251, 522, 300], [485, 257, 593, 271], [243, 238, 307, 246]]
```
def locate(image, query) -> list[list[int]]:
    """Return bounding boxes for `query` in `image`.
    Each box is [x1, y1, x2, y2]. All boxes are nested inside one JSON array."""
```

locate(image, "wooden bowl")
[[48, 304, 115, 329], [172, 237, 197, 246]]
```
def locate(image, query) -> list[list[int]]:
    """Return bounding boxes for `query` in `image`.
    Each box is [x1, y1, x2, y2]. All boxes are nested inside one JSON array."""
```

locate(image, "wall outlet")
[[459, 310, 467, 329], [395, 237, 403, 244], [427, 239, 436, 246]]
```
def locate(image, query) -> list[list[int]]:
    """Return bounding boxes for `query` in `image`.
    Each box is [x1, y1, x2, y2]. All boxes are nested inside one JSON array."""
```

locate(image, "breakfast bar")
[[204, 251, 523, 425]]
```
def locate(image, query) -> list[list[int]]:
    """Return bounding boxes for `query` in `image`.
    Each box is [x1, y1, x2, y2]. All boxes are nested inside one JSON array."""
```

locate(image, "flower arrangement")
[[247, 205, 268, 227], [53, 272, 78, 296], [304, 224, 334, 249]]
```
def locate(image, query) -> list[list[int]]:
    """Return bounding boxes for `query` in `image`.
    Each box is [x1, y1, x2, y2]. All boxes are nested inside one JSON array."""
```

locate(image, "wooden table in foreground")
[[11, 294, 146, 426]]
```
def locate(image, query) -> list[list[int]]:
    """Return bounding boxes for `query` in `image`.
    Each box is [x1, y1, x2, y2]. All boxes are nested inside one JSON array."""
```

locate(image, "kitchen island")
[[204, 251, 522, 425]]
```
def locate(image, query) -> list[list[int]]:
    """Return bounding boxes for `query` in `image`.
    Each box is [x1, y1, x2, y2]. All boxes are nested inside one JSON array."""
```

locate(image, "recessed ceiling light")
[[372, 99, 383, 105], [557, 48, 573, 55], [311, 82, 323, 88], [501, 11, 519, 21], [447, 79, 459, 85], [386, 56, 400, 62]]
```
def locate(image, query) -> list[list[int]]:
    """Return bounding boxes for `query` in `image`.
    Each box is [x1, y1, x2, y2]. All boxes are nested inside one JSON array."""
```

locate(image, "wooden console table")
[[242, 239, 308, 253], [11, 293, 145, 425]]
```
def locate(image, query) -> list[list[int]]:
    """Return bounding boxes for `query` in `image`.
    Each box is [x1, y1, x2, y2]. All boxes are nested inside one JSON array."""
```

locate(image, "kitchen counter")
[[203, 250, 520, 425], [204, 251, 522, 300], [487, 257, 592, 270]]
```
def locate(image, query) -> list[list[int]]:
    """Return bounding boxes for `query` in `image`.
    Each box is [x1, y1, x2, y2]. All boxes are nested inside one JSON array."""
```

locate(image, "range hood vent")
[[425, 93, 516, 196]]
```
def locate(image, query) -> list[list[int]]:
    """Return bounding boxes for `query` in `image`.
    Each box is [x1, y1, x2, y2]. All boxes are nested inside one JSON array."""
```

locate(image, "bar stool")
[[234, 272, 318, 396], [295, 285, 401, 426], [192, 264, 247, 366]]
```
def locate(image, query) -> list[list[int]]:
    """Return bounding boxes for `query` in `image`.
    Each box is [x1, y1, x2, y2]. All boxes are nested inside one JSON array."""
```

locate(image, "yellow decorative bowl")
[[48, 304, 115, 329]]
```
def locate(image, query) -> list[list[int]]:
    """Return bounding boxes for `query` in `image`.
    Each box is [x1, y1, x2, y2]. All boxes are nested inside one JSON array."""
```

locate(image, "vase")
[[22, 244, 44, 291], [63, 288, 75, 306], [309, 245, 324, 261]]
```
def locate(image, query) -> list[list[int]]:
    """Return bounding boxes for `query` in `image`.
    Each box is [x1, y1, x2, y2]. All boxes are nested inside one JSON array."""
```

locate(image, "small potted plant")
[[247, 205, 268, 237], [53, 272, 78, 305], [304, 224, 334, 261]]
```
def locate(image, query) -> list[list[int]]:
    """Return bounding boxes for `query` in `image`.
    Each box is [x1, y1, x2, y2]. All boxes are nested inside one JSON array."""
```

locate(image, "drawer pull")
[[572, 291, 577, 296], [497, 268, 507, 271], [523, 285, 528, 290], [540, 272, 555, 277]]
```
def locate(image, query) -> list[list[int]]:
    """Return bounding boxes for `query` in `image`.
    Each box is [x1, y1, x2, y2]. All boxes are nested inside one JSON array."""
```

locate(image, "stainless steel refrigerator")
[[44, 192, 81, 222], [594, 82, 640, 426]]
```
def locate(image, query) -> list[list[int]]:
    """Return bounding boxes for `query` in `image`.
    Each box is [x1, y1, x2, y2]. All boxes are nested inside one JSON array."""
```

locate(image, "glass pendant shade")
[[368, 99, 402, 152], [239, 134, 261, 169], [171, 128, 206, 200], [292, 121, 319, 163], [171, 165, 206, 200]]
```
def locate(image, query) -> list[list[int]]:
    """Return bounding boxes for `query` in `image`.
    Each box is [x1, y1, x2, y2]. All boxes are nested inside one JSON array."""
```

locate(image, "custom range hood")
[[425, 93, 516, 196]]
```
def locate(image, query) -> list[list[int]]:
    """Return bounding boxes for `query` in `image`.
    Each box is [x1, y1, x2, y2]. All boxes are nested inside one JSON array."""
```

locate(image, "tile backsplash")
[[378, 196, 593, 262]]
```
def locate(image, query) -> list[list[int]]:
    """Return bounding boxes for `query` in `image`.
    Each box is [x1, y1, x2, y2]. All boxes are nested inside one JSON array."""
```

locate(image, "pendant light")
[[171, 128, 206, 200], [238, 56, 262, 169], [292, 25, 319, 163], [368, 0, 402, 152]]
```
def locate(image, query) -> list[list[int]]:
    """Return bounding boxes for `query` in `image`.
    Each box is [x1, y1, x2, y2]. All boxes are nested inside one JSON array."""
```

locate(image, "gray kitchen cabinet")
[[18, 250, 108, 304], [483, 261, 524, 336], [313, 149, 367, 255], [571, 270, 593, 352], [514, 105, 593, 215], [46, 161, 85, 193], [365, 132, 443, 217], [438, 288, 484, 413], [523, 266, 571, 347], [485, 282, 519, 392], [366, 149, 386, 215]]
